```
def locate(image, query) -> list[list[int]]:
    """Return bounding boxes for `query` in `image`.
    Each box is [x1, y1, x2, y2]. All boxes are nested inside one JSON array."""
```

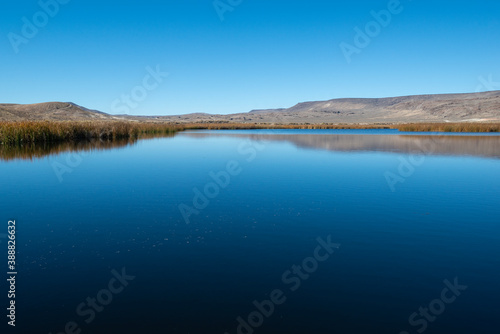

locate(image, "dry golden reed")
[[0, 121, 180, 146], [396, 123, 500, 133], [0, 121, 498, 147]]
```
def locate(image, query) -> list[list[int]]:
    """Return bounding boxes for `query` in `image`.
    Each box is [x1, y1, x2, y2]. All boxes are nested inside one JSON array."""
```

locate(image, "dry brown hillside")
[[152, 91, 500, 124], [0, 102, 115, 121], [2, 91, 500, 124]]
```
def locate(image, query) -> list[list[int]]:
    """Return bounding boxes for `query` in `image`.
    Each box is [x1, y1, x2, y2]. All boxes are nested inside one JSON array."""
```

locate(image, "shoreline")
[[0, 121, 499, 147]]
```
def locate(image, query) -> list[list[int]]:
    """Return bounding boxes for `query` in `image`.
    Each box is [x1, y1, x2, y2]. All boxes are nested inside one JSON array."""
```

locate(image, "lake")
[[1, 129, 499, 334]]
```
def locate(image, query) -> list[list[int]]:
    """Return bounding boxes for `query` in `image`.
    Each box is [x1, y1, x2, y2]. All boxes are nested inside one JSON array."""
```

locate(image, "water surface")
[[1, 129, 499, 334]]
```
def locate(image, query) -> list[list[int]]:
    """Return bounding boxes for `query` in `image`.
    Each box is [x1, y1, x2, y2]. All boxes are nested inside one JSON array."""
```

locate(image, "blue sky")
[[1, 0, 499, 115]]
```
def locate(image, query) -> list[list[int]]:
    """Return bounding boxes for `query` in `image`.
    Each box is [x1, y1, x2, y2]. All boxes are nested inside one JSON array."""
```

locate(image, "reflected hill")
[[182, 132, 500, 159], [2, 132, 499, 161]]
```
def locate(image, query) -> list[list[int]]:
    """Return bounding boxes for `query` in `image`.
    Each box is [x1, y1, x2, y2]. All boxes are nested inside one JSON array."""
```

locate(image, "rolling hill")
[[2, 91, 500, 124], [0, 102, 115, 121]]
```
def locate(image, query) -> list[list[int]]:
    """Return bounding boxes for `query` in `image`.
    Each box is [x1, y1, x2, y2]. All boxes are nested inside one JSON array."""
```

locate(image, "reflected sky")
[[2, 129, 500, 162], [1, 130, 499, 334]]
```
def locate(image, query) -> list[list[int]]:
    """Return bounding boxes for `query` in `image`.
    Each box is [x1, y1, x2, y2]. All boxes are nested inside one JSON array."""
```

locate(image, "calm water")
[[1, 130, 499, 334]]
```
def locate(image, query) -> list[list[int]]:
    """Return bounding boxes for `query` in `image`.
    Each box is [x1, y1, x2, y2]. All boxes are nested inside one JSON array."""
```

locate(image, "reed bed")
[[179, 122, 500, 132], [179, 123, 391, 130], [0, 121, 180, 146], [1, 121, 499, 148], [396, 123, 500, 132]]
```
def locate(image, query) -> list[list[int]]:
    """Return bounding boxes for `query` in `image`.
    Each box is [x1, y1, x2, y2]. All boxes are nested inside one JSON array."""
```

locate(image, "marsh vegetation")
[[0, 121, 498, 149]]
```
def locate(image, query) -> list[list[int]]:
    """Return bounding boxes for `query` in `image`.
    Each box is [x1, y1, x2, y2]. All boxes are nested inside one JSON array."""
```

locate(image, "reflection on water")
[[2, 130, 499, 161], [0, 133, 175, 161], [182, 132, 500, 159], [2, 129, 499, 334], [0, 139, 135, 161]]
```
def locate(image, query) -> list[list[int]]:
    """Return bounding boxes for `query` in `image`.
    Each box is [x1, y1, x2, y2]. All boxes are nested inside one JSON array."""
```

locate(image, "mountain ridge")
[[1, 91, 500, 123]]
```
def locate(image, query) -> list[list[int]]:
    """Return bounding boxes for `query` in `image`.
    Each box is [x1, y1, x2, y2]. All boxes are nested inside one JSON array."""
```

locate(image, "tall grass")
[[396, 123, 500, 132], [1, 121, 498, 148], [179, 123, 391, 130], [0, 121, 180, 146], [177, 122, 500, 132]]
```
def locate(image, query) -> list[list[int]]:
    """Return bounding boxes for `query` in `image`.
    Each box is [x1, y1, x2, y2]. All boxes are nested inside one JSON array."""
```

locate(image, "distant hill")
[[2, 91, 500, 123], [0, 102, 115, 121], [153, 91, 500, 124]]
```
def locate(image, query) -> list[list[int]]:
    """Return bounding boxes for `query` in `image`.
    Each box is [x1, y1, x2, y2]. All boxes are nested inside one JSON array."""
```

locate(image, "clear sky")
[[1, 0, 499, 115]]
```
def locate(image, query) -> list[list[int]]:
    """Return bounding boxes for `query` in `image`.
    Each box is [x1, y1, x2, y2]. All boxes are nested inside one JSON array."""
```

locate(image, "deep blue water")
[[1, 130, 499, 334]]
